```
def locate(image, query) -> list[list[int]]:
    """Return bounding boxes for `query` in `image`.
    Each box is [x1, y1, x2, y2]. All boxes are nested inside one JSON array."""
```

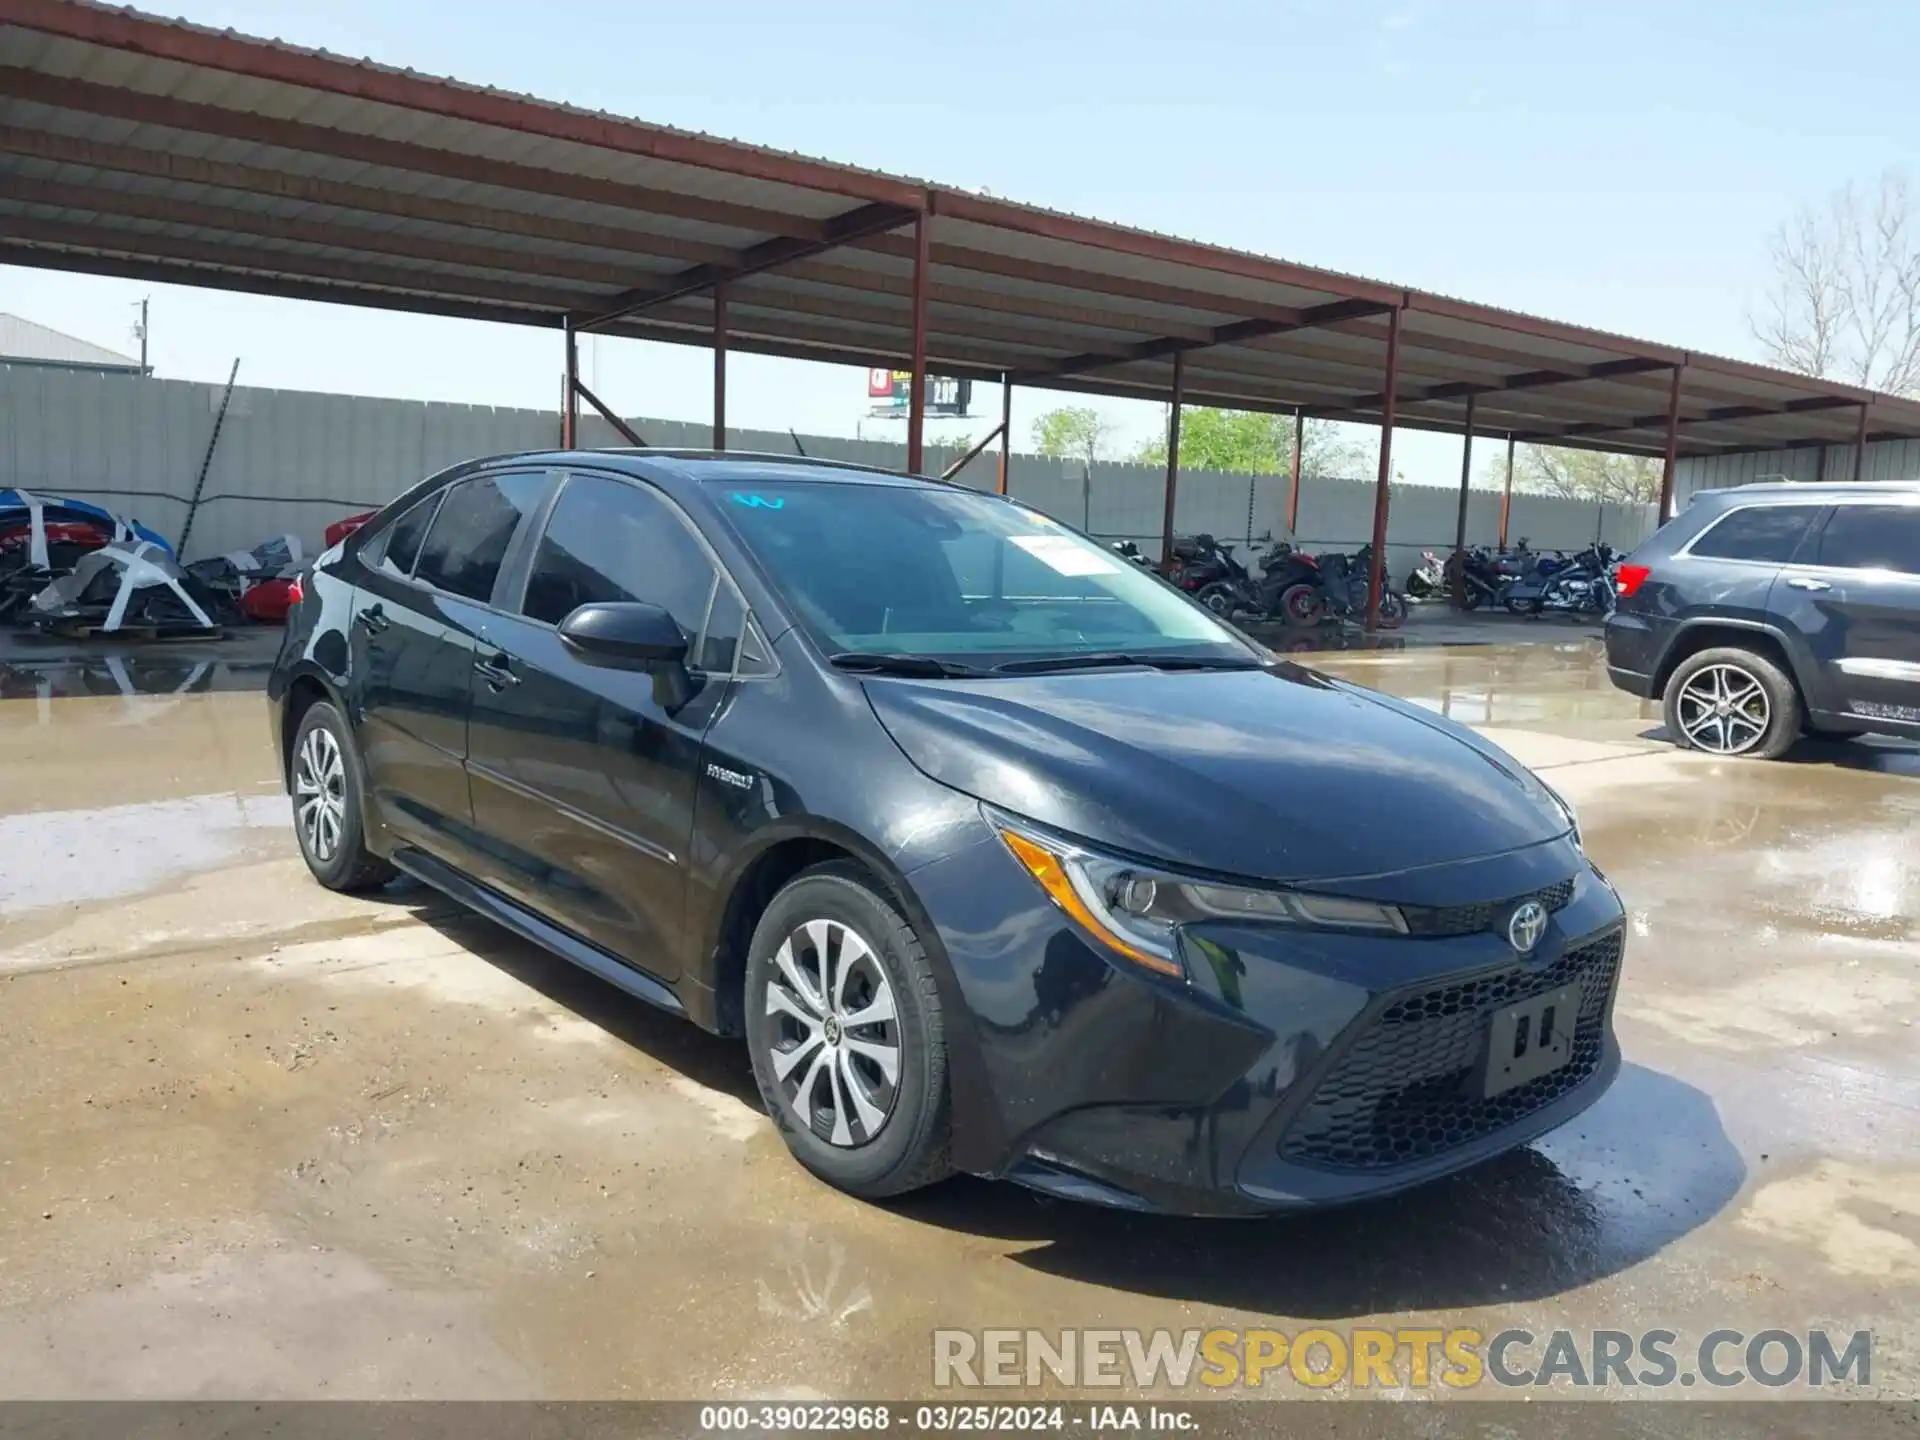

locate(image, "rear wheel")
[[290, 701, 396, 891], [745, 863, 953, 1199], [1663, 647, 1800, 760], [1374, 590, 1407, 628]]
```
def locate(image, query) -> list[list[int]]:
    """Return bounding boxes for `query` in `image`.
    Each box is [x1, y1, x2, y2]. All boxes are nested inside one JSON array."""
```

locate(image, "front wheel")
[[1278, 582, 1326, 627], [1194, 581, 1242, 618], [1663, 647, 1801, 760], [745, 863, 954, 1199], [1375, 590, 1407, 629]]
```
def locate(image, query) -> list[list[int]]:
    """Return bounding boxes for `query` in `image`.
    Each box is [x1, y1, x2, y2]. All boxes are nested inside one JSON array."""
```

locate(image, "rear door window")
[[1687, 504, 1823, 563], [366, 493, 441, 578], [413, 473, 548, 603], [1814, 504, 1920, 575]]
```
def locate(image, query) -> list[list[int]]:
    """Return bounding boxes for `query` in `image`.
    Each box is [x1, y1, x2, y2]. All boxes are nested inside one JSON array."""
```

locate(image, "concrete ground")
[[0, 624, 1915, 1414]]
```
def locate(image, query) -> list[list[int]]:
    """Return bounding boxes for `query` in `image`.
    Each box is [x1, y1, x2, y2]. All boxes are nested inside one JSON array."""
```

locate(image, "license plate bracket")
[[1476, 982, 1581, 1099]]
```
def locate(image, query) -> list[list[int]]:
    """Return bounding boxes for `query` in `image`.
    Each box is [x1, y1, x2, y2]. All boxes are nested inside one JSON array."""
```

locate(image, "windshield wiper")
[[992, 651, 1262, 675], [830, 651, 989, 678]]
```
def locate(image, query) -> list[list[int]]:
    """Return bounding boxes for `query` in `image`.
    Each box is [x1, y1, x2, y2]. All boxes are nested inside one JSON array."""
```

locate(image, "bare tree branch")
[[1750, 169, 1920, 397]]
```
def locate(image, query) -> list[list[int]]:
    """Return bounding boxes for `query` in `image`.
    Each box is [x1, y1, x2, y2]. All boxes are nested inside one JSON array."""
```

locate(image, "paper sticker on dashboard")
[[1011, 534, 1119, 576]]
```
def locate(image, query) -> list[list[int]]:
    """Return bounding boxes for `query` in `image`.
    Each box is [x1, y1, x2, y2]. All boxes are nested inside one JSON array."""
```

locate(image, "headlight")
[[997, 825, 1407, 978], [1543, 782, 1582, 851]]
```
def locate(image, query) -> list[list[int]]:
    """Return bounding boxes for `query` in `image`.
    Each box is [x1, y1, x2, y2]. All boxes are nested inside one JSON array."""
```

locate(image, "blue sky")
[[5, 0, 1914, 482]]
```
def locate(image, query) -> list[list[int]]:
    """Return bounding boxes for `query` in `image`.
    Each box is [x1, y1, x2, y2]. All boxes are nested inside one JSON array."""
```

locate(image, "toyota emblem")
[[1507, 900, 1548, 954]]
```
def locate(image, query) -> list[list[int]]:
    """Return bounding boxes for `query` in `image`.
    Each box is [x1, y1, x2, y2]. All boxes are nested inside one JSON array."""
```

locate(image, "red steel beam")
[[1499, 434, 1515, 548], [1286, 408, 1304, 535], [0, 66, 822, 240], [562, 317, 579, 449], [1658, 366, 1683, 522], [0, 0, 926, 208], [998, 375, 1013, 495], [1323, 355, 1675, 417], [1525, 392, 1859, 446], [1452, 393, 1476, 610], [940, 420, 1007, 481], [1160, 353, 1185, 574], [906, 211, 931, 474], [574, 376, 645, 447], [1365, 307, 1403, 630], [0, 125, 738, 269], [713, 281, 728, 451], [1013, 298, 1395, 384], [575, 201, 919, 331]]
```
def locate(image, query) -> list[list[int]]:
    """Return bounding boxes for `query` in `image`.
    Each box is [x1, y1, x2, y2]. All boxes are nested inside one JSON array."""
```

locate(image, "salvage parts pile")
[[0, 487, 311, 637]]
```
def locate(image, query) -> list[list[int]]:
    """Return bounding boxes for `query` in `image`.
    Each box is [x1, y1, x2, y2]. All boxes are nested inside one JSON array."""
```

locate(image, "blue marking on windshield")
[[731, 492, 785, 510]]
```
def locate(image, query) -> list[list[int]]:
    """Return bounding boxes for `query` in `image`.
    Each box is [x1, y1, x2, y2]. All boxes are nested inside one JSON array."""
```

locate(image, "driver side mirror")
[[558, 601, 697, 708]]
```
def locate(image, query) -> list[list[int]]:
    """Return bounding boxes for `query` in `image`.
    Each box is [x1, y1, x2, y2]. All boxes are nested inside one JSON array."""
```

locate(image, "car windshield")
[[708, 479, 1258, 668]]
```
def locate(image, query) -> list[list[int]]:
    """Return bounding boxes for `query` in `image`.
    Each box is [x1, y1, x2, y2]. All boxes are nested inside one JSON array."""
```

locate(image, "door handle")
[[354, 604, 390, 633], [1785, 576, 1832, 592], [474, 655, 520, 689]]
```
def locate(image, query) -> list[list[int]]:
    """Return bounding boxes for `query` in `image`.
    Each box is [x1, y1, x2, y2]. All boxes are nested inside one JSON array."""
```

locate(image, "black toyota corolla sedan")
[[269, 451, 1624, 1215]]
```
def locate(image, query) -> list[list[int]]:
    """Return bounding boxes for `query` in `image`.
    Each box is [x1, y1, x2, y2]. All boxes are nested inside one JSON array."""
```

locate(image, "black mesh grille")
[[1401, 875, 1577, 939], [1278, 930, 1622, 1172]]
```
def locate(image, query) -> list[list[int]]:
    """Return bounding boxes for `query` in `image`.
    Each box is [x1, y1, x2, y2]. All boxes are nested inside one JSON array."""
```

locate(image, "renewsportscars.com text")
[[933, 1327, 1872, 1391]]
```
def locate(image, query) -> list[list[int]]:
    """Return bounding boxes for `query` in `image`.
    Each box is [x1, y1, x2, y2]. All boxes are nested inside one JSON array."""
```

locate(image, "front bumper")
[[911, 832, 1625, 1216]]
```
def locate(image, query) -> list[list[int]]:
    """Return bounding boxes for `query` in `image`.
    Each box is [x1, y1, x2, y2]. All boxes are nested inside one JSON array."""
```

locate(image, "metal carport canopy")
[[4, 0, 1919, 473]]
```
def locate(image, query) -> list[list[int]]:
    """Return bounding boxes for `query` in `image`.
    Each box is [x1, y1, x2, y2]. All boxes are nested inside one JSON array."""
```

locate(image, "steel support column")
[[906, 210, 931, 474], [1657, 364, 1683, 522], [561, 316, 579, 448], [1286, 407, 1304, 534], [1853, 403, 1870, 481], [997, 372, 1013, 495], [1451, 393, 1476, 610], [1499, 434, 1515, 547], [712, 280, 727, 451], [1160, 353, 1185, 574], [1364, 307, 1402, 630], [1815, 445, 1828, 482]]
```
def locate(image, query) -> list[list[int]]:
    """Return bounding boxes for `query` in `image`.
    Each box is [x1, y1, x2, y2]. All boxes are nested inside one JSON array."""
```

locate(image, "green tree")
[[1482, 444, 1661, 504], [1031, 407, 1114, 467], [1134, 407, 1376, 478]]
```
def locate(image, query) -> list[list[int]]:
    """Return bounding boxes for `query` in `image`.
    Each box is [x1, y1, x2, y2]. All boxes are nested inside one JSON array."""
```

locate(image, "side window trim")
[[405, 471, 550, 609], [517, 467, 776, 681], [363, 488, 446, 581], [1679, 502, 1826, 566], [1805, 500, 1920, 577]]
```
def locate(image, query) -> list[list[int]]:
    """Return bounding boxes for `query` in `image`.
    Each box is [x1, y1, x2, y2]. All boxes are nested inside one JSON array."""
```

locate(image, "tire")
[[1459, 586, 1483, 612], [745, 862, 953, 1199], [1279, 582, 1326, 627], [1194, 581, 1241, 618], [1663, 647, 1801, 760], [289, 700, 397, 891], [1375, 591, 1407, 629]]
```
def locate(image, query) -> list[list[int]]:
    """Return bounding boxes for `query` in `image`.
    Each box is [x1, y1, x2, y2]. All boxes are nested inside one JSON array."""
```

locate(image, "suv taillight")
[[1614, 563, 1651, 598]]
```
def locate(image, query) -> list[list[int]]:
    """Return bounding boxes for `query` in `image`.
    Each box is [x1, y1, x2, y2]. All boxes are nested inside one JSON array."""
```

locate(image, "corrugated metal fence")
[[2, 364, 1654, 575], [1676, 438, 1920, 503]]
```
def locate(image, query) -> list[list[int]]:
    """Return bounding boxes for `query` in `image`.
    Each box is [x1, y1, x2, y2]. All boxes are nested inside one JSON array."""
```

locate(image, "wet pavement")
[[0, 633, 1915, 1409]]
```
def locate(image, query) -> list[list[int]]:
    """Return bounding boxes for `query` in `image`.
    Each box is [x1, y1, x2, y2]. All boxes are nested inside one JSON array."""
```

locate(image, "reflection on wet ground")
[[0, 636, 1915, 1400]]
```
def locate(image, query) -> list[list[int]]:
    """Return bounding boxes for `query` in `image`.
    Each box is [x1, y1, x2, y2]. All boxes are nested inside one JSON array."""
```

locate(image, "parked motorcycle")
[[1450, 544, 1529, 611], [1253, 539, 1329, 626], [1110, 540, 1153, 568], [1314, 544, 1407, 629], [1169, 534, 1263, 617], [1505, 543, 1618, 618], [1405, 549, 1447, 600]]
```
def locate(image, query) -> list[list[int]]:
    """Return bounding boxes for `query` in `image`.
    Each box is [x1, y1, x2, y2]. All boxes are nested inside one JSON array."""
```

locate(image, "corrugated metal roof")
[[0, 308, 140, 368], [1, 0, 1917, 459]]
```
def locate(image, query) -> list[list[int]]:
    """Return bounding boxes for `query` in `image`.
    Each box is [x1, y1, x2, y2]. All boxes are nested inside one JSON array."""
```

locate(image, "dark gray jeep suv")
[[1606, 480, 1920, 758]]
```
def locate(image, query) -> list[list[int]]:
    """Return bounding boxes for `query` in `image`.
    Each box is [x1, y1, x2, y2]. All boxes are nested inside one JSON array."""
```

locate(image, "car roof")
[[481, 449, 932, 489], [1692, 479, 1920, 507]]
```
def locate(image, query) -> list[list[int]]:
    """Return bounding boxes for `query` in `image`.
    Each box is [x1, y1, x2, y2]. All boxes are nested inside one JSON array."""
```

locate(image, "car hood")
[[863, 663, 1567, 884]]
